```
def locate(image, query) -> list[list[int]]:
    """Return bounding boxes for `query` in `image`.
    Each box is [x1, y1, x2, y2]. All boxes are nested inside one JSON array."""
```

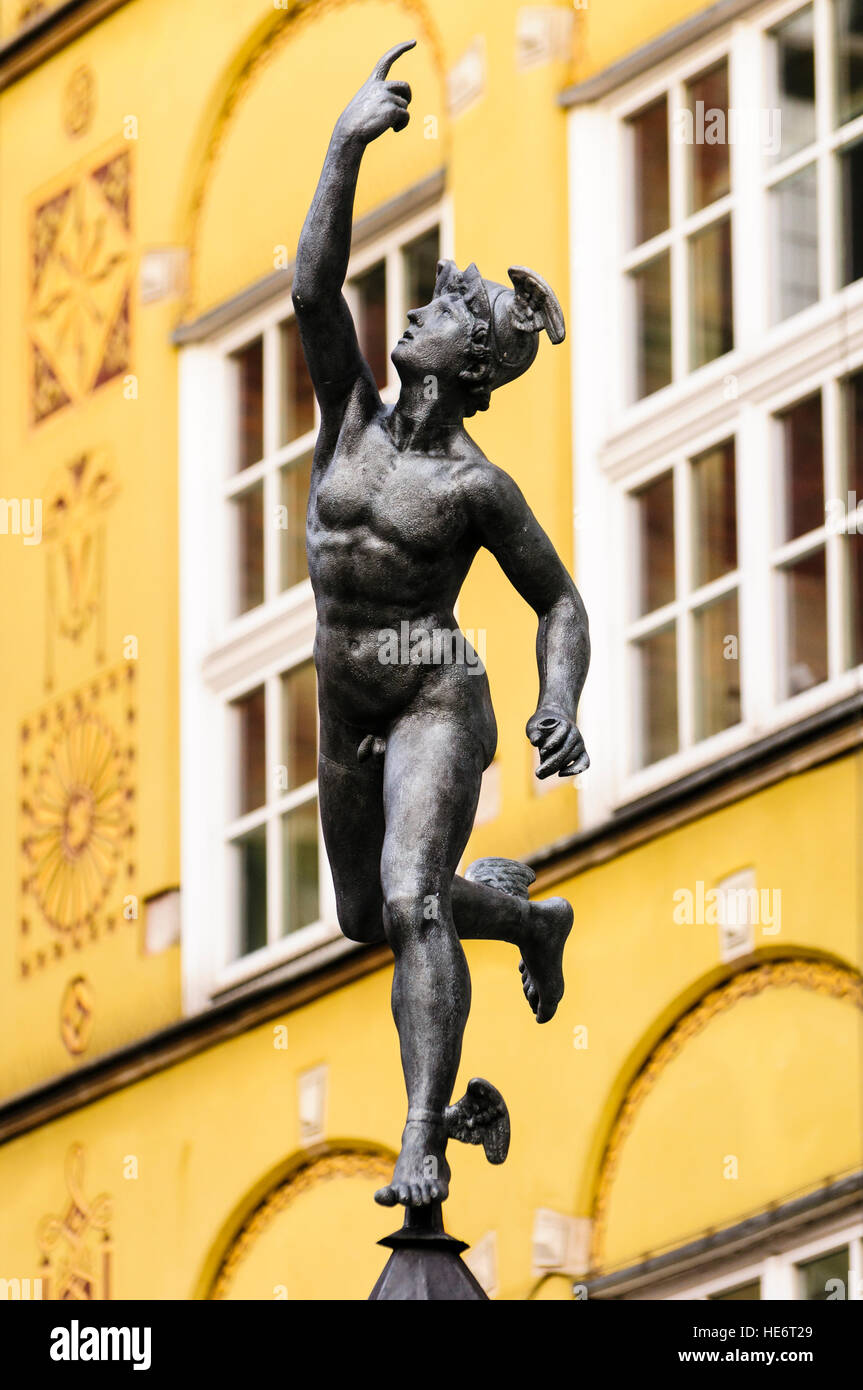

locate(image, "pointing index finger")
[[373, 39, 416, 80]]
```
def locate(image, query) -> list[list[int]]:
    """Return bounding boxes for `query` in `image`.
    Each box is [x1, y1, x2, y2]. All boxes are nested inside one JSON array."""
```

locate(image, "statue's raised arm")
[[291, 41, 415, 434]]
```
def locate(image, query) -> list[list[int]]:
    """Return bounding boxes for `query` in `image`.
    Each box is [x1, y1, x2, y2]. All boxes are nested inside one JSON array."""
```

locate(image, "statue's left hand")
[[527, 707, 589, 778]]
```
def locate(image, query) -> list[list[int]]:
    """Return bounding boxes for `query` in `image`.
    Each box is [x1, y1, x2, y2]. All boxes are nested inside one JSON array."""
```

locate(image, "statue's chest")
[[313, 436, 457, 552]]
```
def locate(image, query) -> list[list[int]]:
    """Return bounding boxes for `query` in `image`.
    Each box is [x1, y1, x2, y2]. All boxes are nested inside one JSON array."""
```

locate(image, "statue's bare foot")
[[374, 1118, 451, 1207], [518, 896, 573, 1023]]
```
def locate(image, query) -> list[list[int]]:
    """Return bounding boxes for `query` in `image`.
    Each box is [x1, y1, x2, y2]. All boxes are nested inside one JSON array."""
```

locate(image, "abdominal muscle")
[[314, 608, 497, 766]]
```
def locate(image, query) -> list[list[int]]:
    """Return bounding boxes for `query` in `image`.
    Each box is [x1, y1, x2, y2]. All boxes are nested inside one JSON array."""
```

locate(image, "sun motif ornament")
[[28, 715, 123, 929], [20, 667, 136, 975], [29, 147, 132, 423]]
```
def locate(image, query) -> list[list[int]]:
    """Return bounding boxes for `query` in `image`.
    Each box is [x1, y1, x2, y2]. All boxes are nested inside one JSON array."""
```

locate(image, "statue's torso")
[[306, 407, 485, 727]]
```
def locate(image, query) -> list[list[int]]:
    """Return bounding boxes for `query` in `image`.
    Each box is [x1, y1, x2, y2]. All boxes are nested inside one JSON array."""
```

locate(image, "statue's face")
[[391, 293, 476, 384]]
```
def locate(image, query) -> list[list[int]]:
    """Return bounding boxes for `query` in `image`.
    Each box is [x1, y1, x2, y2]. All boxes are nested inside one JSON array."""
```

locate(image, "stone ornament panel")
[[29, 144, 132, 424], [43, 448, 118, 689], [36, 1143, 113, 1301]]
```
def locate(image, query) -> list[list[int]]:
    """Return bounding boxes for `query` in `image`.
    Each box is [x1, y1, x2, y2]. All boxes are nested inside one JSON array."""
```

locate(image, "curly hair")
[[457, 315, 494, 416]]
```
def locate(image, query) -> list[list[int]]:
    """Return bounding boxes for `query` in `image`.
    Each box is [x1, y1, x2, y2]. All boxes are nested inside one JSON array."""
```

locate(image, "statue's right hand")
[[337, 40, 415, 144]]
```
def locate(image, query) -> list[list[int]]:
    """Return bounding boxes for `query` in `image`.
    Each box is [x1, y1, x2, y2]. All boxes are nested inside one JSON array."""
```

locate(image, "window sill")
[[206, 922, 367, 1010], [617, 670, 863, 807], [201, 581, 315, 695], [211, 918, 342, 1000], [600, 280, 863, 479], [530, 686, 863, 886]]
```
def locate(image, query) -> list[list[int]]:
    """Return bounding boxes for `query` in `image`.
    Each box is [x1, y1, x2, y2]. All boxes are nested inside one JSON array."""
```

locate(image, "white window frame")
[[180, 199, 451, 1013], [622, 45, 736, 400], [569, 0, 863, 827], [622, 429, 745, 774], [660, 1218, 863, 1300]]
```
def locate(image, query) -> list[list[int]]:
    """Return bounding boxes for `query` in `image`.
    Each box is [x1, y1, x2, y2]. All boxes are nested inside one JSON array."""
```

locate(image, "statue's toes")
[[374, 1185, 398, 1207]]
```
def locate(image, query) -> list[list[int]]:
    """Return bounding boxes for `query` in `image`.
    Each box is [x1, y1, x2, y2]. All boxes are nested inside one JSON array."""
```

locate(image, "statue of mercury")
[[292, 40, 591, 1209]]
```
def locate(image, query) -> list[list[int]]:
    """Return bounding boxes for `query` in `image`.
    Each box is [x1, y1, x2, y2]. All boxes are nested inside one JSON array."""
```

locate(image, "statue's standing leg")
[[317, 734, 386, 945], [374, 708, 486, 1208]]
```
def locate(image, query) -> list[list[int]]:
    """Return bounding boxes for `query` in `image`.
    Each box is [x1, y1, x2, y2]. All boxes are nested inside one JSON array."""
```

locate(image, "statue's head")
[[391, 260, 565, 416]]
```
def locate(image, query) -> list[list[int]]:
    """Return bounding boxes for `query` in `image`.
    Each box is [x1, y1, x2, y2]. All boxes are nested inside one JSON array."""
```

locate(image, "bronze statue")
[[293, 40, 590, 1212]]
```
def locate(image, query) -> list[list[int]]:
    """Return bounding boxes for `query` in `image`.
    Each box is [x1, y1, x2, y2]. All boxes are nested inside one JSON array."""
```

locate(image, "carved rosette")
[[19, 665, 136, 975]]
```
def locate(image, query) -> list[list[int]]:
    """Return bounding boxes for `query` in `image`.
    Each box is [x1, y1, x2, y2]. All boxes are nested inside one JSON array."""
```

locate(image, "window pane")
[[839, 138, 863, 286], [282, 800, 319, 937], [692, 439, 737, 586], [708, 1280, 761, 1300], [280, 318, 315, 445], [231, 481, 264, 614], [694, 590, 741, 740], [233, 823, 267, 957], [635, 624, 678, 767], [635, 471, 675, 615], [847, 531, 863, 667], [281, 662, 317, 792], [631, 252, 672, 399], [404, 227, 440, 311], [844, 368, 863, 499], [230, 337, 263, 472], [769, 6, 816, 160], [770, 163, 819, 322], [797, 1247, 850, 1300], [689, 216, 733, 368], [232, 685, 267, 815], [836, 0, 863, 126], [780, 547, 828, 696], [686, 62, 730, 213], [279, 454, 311, 590], [355, 260, 388, 389], [777, 393, 824, 541], [628, 96, 669, 246]]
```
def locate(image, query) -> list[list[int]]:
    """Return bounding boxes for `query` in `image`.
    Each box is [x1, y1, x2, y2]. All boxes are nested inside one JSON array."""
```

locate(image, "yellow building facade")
[[0, 0, 860, 1301]]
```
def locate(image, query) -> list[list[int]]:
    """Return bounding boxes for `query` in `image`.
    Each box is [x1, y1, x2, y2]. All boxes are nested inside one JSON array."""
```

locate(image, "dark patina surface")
[[293, 40, 591, 1215]]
